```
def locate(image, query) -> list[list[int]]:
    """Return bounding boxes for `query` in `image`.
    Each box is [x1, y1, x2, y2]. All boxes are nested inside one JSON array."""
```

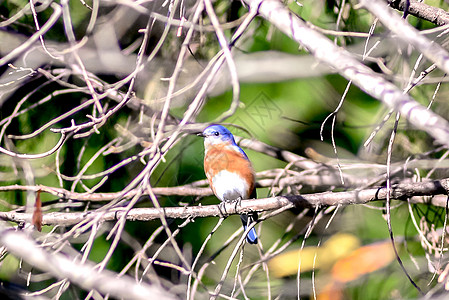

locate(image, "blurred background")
[[1, 0, 449, 299]]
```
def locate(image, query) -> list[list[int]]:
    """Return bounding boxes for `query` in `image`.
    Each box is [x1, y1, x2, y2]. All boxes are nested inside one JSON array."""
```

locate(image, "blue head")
[[200, 125, 236, 145], [200, 125, 249, 159]]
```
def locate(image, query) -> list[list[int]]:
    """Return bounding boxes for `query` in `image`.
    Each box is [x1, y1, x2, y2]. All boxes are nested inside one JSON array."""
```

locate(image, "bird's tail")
[[240, 213, 258, 244]]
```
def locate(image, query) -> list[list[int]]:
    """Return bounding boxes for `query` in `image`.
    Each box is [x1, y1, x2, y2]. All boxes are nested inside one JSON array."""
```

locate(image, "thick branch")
[[243, 0, 449, 147], [389, 0, 449, 26], [1, 179, 448, 226], [361, 0, 449, 75], [0, 224, 175, 300], [0, 184, 213, 201]]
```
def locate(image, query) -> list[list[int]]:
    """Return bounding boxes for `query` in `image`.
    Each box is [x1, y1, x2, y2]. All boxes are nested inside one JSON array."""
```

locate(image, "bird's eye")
[[214, 132, 219, 136]]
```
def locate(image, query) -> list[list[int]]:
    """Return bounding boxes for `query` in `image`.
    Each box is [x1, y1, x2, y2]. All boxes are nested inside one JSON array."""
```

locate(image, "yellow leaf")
[[269, 233, 360, 277], [331, 240, 395, 283]]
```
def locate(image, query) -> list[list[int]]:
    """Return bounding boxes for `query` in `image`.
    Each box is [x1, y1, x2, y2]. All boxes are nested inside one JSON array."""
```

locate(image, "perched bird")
[[199, 125, 258, 244]]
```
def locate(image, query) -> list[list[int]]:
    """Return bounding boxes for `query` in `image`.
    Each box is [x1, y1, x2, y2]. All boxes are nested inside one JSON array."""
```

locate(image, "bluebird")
[[199, 125, 258, 244]]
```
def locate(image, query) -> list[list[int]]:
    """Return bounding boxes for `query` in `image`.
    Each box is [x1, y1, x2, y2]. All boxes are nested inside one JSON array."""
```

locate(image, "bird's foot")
[[218, 202, 228, 218], [234, 197, 242, 212]]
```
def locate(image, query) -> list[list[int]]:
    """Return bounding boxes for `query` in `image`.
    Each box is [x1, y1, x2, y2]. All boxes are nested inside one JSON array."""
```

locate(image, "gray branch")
[[1, 179, 448, 226], [242, 0, 449, 147], [361, 0, 449, 75], [0, 224, 175, 300], [389, 0, 449, 26]]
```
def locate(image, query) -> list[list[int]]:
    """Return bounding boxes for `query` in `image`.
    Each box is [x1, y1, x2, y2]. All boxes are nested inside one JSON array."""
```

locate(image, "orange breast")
[[204, 145, 255, 196]]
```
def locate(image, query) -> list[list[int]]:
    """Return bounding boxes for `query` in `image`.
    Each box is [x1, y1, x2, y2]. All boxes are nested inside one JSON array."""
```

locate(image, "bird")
[[199, 124, 258, 244]]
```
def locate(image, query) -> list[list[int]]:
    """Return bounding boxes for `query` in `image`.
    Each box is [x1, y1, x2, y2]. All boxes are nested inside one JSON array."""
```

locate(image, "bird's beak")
[[197, 132, 205, 137]]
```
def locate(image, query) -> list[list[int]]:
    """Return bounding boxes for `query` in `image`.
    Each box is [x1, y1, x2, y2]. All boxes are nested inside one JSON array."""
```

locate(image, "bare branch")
[[0, 224, 175, 299], [389, 0, 449, 26], [361, 0, 449, 75], [2, 0, 449, 297], [0, 132, 66, 159], [1, 179, 448, 226], [0, 3, 62, 67], [243, 0, 449, 146]]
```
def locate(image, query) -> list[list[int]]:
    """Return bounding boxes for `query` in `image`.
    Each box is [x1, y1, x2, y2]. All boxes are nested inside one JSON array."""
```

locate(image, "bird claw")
[[218, 197, 242, 218], [218, 202, 228, 218], [234, 197, 242, 212]]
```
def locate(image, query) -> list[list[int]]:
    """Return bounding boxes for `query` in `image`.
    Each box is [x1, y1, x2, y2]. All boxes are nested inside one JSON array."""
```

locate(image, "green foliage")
[[1, 0, 448, 298]]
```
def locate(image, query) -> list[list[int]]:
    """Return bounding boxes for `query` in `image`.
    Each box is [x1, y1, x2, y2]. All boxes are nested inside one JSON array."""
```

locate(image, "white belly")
[[211, 170, 249, 202]]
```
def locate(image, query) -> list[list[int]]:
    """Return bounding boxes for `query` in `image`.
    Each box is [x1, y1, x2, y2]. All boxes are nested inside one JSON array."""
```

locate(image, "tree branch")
[[361, 0, 449, 75], [1, 179, 448, 226], [242, 0, 449, 147], [0, 224, 175, 300], [389, 0, 449, 26]]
